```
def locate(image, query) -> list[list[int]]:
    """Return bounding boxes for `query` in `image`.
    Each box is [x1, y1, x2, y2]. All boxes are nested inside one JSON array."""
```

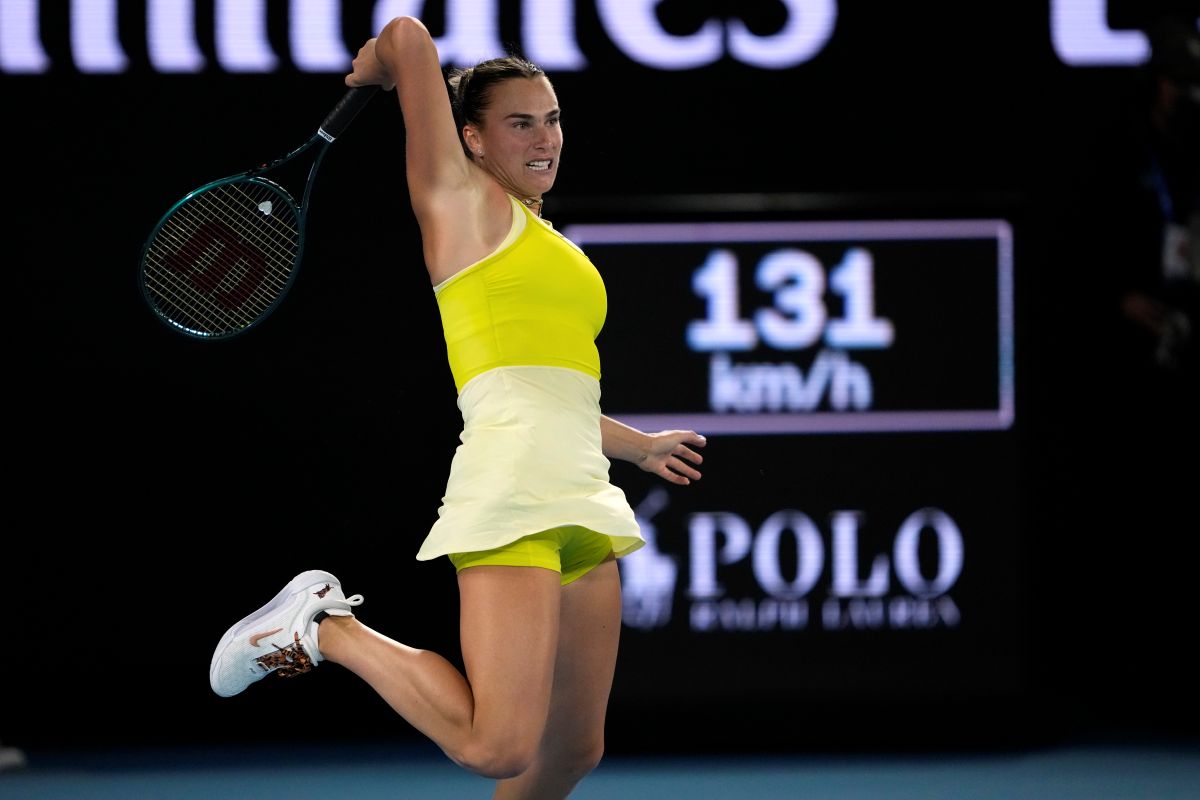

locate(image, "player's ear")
[[463, 126, 481, 157]]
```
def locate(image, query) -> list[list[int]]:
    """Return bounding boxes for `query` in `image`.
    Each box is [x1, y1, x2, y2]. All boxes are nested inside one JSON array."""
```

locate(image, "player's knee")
[[454, 736, 539, 780], [552, 737, 605, 783]]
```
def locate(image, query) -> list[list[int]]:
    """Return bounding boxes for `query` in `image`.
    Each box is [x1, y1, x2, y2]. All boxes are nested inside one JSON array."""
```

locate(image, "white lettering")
[[829, 354, 872, 409], [830, 511, 889, 597], [11, 1, 1194, 76], [754, 248, 827, 350], [596, 0, 722, 70], [1, 1, 50, 73], [597, 0, 835, 71], [709, 351, 872, 413], [752, 511, 824, 598], [822, 597, 890, 629], [655, 505, 966, 632], [825, 247, 894, 349], [824, 596, 960, 629], [888, 595, 961, 628], [1050, 0, 1148, 66], [148, 0, 204, 73], [524, 0, 586, 70], [292, 0, 353, 71], [728, 0, 836, 69], [72, 0, 127, 73], [690, 598, 809, 631], [216, 0, 278, 73], [687, 512, 752, 599], [378, 0, 509, 66], [691, 599, 717, 630], [892, 507, 964, 597], [688, 249, 758, 352], [757, 597, 809, 629]]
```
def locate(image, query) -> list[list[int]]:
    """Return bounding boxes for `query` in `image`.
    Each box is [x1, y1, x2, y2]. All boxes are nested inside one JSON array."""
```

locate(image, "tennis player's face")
[[480, 76, 562, 199]]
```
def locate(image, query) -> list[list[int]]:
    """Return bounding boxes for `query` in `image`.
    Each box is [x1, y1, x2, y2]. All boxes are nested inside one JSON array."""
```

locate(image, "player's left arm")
[[600, 415, 705, 486]]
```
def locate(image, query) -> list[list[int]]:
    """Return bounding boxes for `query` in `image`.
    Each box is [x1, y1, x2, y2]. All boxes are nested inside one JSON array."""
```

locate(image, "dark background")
[[5, 1, 1198, 757]]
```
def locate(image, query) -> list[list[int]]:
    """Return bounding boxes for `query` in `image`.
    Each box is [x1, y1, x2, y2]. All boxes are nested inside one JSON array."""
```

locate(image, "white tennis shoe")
[[209, 569, 364, 698]]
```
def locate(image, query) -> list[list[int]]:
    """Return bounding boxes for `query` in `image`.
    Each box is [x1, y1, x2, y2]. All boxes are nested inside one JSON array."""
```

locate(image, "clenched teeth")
[[527, 160, 551, 171]]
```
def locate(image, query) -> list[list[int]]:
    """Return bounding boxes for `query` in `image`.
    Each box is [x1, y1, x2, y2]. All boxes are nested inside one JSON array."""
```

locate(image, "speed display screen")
[[554, 213, 1028, 727], [566, 218, 1014, 435]]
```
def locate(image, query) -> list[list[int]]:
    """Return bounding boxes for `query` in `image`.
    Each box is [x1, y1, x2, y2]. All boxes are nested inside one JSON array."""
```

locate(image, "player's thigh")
[[457, 564, 563, 738], [541, 556, 622, 759]]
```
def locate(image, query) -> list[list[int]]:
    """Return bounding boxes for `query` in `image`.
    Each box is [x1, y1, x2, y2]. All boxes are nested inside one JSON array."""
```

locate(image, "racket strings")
[[145, 192, 295, 332], [148, 199, 285, 322], [143, 180, 302, 337], [159, 186, 294, 314], [148, 182, 297, 317]]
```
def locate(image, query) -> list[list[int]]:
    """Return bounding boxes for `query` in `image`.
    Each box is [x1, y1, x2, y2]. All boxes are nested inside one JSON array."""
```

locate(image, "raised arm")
[[345, 17, 497, 282], [347, 18, 468, 205], [600, 415, 706, 486]]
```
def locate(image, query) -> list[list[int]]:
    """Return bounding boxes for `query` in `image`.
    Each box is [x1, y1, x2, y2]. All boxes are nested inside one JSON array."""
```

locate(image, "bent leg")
[[317, 565, 561, 779], [493, 556, 622, 800]]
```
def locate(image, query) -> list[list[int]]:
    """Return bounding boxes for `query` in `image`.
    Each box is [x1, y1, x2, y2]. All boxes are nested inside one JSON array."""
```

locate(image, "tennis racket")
[[139, 85, 379, 340]]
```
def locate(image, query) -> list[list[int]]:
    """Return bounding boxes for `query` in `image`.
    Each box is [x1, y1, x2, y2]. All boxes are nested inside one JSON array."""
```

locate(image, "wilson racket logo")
[[162, 219, 270, 311], [141, 179, 302, 338]]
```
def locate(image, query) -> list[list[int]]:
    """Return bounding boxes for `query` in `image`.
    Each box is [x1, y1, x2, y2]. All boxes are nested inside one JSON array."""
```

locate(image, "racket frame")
[[139, 86, 377, 341]]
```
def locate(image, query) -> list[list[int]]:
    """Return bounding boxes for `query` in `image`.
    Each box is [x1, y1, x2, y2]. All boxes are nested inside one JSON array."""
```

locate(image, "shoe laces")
[[254, 633, 315, 679]]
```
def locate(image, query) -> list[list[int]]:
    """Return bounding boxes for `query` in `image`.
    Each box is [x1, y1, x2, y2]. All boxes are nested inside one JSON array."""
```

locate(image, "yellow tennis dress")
[[416, 195, 644, 562]]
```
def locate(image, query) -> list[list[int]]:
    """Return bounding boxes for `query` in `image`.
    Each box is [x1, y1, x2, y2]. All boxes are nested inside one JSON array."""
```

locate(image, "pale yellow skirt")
[[416, 365, 644, 561]]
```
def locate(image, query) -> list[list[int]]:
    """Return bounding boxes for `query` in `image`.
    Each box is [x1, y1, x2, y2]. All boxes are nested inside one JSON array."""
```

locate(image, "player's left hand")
[[638, 430, 706, 485]]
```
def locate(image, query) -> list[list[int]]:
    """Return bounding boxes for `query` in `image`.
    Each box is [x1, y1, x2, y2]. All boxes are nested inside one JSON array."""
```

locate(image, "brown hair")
[[447, 55, 547, 159]]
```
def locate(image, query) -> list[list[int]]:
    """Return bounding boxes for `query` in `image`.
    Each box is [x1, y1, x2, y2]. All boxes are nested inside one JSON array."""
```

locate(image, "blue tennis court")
[[4, 738, 1198, 799]]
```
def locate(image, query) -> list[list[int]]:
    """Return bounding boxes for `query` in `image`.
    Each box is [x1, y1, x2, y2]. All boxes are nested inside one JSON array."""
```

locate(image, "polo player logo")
[[619, 487, 677, 630]]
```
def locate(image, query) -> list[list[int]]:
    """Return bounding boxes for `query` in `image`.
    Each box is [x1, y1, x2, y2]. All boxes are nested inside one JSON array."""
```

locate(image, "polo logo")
[[619, 488, 677, 630]]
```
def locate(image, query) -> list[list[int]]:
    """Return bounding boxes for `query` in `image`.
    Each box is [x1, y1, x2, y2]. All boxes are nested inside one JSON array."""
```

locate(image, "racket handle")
[[320, 85, 380, 140]]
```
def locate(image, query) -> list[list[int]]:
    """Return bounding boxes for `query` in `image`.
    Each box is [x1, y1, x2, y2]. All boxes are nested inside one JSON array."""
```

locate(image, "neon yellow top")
[[418, 196, 644, 562], [433, 196, 606, 393]]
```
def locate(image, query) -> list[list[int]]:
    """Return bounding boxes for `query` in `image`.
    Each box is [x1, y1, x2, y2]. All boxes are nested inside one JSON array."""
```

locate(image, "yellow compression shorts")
[[448, 526, 615, 586]]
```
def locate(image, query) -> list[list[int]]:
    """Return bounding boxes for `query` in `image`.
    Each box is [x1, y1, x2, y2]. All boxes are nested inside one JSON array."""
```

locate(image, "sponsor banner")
[[1, 1, 1176, 75]]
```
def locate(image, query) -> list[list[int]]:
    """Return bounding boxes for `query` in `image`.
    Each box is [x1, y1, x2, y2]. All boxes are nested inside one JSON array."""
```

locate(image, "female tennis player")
[[209, 14, 706, 800]]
